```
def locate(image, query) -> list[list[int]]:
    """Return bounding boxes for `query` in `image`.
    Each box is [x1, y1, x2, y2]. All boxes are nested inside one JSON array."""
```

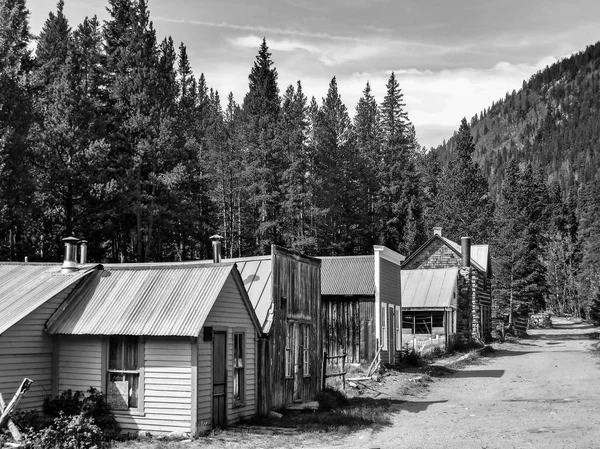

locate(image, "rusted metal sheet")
[[401, 268, 459, 309], [319, 255, 374, 296], [0, 263, 99, 334], [47, 263, 237, 337]]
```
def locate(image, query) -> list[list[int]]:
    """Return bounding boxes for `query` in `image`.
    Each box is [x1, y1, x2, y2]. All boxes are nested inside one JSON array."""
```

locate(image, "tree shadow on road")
[[349, 397, 448, 414]]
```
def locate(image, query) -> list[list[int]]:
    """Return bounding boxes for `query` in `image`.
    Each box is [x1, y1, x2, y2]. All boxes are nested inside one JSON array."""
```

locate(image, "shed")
[[401, 268, 459, 351], [46, 262, 262, 435], [0, 262, 100, 410], [210, 245, 322, 415], [319, 246, 404, 366]]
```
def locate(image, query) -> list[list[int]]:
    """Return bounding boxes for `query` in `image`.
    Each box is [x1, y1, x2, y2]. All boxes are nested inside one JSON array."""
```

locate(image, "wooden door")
[[387, 306, 395, 364], [293, 323, 302, 402], [212, 332, 227, 428]]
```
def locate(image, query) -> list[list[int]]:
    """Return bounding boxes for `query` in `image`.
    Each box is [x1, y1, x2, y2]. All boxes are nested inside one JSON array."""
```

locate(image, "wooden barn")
[[215, 245, 322, 415], [319, 246, 404, 366], [0, 260, 100, 411], [46, 261, 262, 435], [401, 227, 492, 342], [400, 267, 459, 353]]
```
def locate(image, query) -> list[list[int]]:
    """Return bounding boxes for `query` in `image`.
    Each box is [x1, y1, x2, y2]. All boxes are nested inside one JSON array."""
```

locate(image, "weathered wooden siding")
[[270, 247, 321, 410], [198, 272, 258, 431], [57, 335, 103, 393], [0, 282, 80, 410], [360, 301, 375, 363], [322, 297, 361, 363]]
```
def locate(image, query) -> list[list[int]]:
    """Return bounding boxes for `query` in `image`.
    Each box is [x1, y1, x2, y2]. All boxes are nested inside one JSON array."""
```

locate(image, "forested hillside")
[[436, 41, 600, 323]]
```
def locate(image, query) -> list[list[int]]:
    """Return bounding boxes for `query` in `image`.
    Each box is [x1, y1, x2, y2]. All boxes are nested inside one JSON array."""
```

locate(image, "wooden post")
[[322, 351, 328, 390], [342, 351, 346, 390], [0, 379, 33, 431], [0, 393, 22, 442]]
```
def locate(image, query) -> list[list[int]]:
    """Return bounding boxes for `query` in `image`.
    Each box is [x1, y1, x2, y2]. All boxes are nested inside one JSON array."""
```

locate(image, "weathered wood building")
[[401, 227, 492, 342], [319, 246, 404, 366], [218, 245, 322, 414]]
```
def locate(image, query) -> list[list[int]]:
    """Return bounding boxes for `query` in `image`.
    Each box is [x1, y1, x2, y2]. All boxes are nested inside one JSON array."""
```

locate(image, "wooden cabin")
[[46, 262, 262, 435], [400, 268, 459, 353], [401, 227, 492, 342], [319, 246, 404, 366], [0, 262, 100, 411], [216, 245, 322, 415]]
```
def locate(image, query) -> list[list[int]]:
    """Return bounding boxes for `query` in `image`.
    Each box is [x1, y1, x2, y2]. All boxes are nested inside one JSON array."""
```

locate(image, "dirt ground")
[[119, 317, 600, 449]]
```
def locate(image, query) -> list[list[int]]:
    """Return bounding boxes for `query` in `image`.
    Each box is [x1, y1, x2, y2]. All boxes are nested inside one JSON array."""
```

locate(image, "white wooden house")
[[46, 262, 262, 435]]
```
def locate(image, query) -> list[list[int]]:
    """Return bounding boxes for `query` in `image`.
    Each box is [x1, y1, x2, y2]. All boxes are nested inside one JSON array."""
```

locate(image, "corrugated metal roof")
[[47, 263, 238, 337], [401, 268, 459, 309], [0, 263, 99, 334], [233, 258, 273, 333], [319, 255, 375, 296]]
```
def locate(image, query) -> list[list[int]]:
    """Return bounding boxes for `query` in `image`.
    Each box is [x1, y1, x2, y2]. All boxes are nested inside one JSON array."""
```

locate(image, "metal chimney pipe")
[[461, 236, 471, 267], [62, 237, 79, 273], [210, 234, 223, 263], [433, 226, 442, 236], [80, 240, 88, 264]]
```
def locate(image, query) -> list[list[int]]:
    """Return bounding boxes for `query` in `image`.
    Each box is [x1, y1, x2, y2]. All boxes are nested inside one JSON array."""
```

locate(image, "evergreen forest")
[[2, 0, 600, 323]]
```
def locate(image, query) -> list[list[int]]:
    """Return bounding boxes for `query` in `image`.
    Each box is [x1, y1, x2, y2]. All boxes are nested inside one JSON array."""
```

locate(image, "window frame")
[[106, 336, 144, 414], [302, 324, 310, 377], [233, 332, 245, 407], [285, 323, 293, 379]]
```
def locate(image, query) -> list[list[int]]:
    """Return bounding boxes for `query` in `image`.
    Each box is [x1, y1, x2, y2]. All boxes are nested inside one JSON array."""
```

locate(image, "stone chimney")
[[210, 235, 223, 263], [461, 236, 471, 267], [79, 240, 88, 264], [62, 237, 79, 273], [433, 226, 442, 236]]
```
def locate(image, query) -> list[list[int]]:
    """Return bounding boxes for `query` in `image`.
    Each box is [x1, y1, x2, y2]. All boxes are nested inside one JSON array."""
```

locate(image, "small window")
[[302, 325, 310, 377], [395, 307, 401, 349], [107, 336, 140, 410], [233, 333, 245, 405], [285, 323, 293, 378], [381, 305, 388, 350]]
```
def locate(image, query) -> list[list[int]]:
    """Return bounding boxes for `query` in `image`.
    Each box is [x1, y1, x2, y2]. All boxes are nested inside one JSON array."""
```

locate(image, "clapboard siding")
[[115, 338, 192, 434], [379, 259, 401, 307], [197, 272, 257, 431], [0, 284, 80, 410], [58, 336, 103, 394]]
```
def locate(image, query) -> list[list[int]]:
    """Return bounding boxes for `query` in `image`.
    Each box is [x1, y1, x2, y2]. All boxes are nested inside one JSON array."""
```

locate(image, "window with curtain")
[[107, 336, 140, 410]]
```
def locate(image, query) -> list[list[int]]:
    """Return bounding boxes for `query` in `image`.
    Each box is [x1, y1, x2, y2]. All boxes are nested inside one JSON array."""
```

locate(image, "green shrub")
[[27, 412, 107, 449], [315, 387, 349, 412]]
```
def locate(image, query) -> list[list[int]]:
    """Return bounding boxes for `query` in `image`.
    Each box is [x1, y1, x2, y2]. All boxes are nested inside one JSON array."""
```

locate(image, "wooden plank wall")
[[321, 297, 360, 363], [57, 335, 103, 393], [199, 271, 258, 429], [0, 283, 79, 410], [360, 301, 375, 363], [270, 248, 321, 410]]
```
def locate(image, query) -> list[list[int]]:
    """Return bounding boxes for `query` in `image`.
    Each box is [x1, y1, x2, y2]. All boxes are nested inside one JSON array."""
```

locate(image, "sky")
[[26, 0, 600, 148]]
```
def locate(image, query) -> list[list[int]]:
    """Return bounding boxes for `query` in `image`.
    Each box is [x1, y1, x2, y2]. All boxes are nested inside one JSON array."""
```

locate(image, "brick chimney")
[[433, 226, 442, 236], [210, 235, 223, 263], [461, 236, 471, 267], [62, 237, 79, 273]]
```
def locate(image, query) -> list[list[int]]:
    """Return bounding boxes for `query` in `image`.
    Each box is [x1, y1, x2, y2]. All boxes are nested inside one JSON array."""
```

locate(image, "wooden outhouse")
[[319, 246, 404, 366], [0, 262, 100, 411], [46, 262, 262, 435], [401, 227, 493, 342], [215, 245, 322, 415]]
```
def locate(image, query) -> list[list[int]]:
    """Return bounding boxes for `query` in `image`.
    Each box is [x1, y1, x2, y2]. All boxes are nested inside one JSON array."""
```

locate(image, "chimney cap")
[[63, 236, 80, 244], [433, 226, 442, 236], [210, 234, 223, 241]]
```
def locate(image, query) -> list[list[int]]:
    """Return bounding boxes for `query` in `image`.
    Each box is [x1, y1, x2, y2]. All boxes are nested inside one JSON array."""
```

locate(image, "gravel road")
[[346, 317, 600, 449]]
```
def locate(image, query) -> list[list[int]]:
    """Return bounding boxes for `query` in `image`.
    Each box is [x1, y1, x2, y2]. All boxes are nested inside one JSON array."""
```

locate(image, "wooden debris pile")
[[0, 379, 33, 448]]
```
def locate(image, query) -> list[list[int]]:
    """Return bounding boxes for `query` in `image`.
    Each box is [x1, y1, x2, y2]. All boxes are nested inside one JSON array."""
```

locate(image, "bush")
[[27, 412, 106, 449], [315, 387, 349, 412]]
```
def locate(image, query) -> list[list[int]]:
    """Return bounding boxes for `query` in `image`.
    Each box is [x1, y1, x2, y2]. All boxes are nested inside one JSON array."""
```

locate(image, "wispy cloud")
[[152, 16, 360, 42]]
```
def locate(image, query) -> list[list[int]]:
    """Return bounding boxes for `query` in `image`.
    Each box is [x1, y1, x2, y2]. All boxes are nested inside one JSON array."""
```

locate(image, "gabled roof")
[[471, 245, 491, 276], [401, 234, 487, 273], [0, 263, 100, 335], [401, 268, 459, 309], [319, 255, 375, 296], [46, 263, 261, 337]]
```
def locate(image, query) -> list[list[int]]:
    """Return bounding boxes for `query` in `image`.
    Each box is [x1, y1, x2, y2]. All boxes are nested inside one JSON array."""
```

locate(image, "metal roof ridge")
[[100, 262, 236, 270]]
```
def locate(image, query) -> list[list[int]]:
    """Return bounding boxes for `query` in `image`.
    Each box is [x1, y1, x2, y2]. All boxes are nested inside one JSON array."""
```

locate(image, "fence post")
[[342, 351, 346, 390]]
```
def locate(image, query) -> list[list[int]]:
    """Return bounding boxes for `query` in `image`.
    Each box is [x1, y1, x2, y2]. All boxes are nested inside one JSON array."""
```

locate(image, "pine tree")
[[241, 38, 281, 254], [433, 118, 494, 244], [0, 0, 34, 260]]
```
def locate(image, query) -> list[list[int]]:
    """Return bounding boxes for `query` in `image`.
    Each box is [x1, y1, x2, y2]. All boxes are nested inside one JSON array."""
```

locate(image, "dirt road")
[[346, 317, 600, 449]]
